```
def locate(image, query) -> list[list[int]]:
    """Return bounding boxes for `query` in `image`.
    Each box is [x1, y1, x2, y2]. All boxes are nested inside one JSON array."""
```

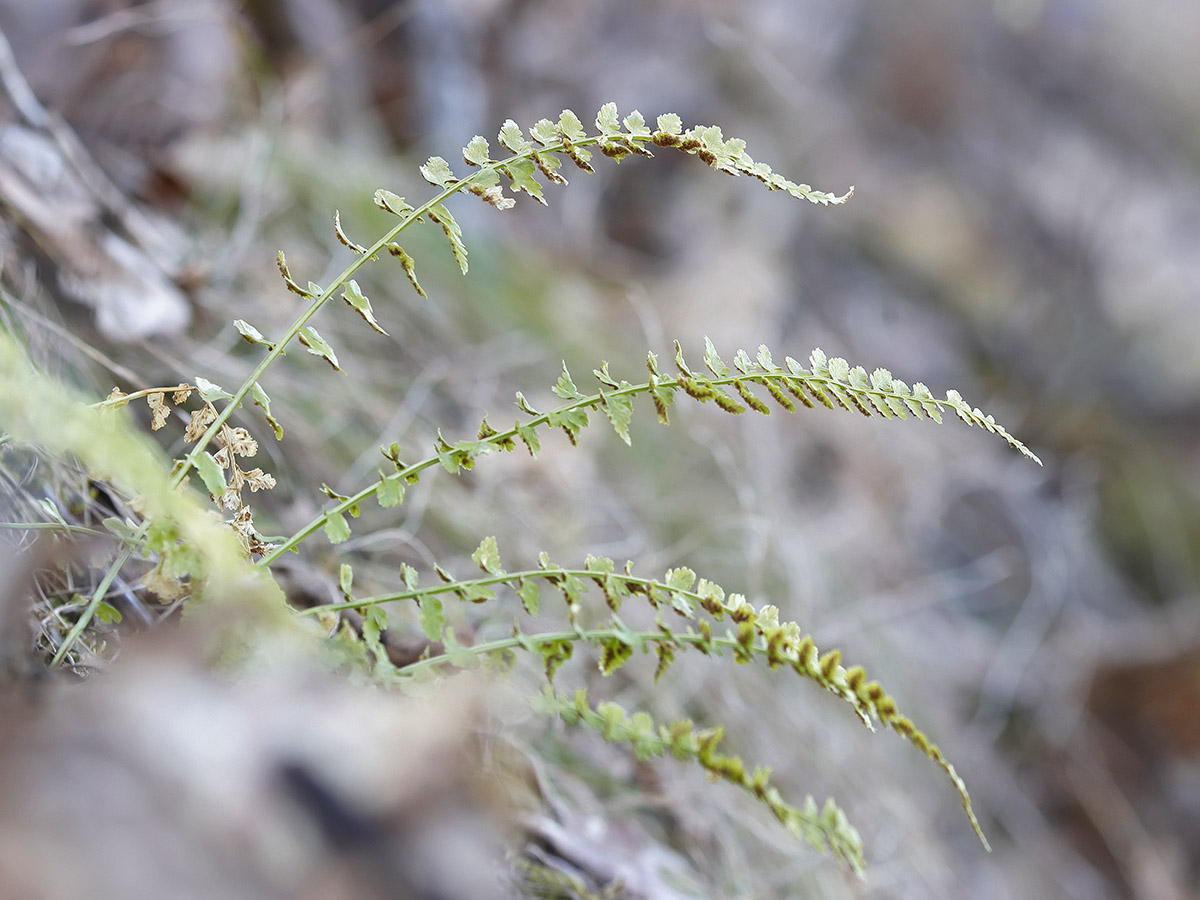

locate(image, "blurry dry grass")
[[4, 1, 1200, 898]]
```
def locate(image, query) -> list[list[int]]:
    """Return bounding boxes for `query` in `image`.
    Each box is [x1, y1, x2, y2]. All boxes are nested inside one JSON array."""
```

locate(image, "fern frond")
[[532, 686, 866, 875], [299, 541, 989, 850], [261, 341, 1037, 560], [378, 104, 852, 292]]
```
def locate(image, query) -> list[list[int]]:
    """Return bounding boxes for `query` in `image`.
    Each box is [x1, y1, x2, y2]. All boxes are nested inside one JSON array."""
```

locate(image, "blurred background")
[[2, 1, 1200, 898]]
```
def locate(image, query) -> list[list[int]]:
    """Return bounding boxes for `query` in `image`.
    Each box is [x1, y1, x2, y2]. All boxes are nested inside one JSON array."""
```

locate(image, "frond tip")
[[673, 340, 1042, 464]]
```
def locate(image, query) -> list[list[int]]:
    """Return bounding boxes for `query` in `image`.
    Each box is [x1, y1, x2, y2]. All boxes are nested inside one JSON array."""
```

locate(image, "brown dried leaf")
[[242, 468, 276, 492], [225, 427, 258, 458], [185, 405, 217, 442], [147, 392, 170, 430]]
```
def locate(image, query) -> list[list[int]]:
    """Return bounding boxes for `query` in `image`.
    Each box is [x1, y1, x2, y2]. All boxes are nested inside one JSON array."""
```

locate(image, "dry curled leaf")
[[185, 405, 217, 443], [225, 427, 258, 458], [147, 392, 170, 430]]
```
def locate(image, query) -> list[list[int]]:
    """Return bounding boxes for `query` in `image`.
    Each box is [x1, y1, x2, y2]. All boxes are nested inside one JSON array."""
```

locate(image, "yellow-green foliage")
[[0, 103, 1039, 877]]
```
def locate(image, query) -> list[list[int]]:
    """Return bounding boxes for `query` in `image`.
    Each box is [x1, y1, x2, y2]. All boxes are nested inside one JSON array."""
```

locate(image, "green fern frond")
[[300, 540, 989, 852], [532, 686, 866, 875], [259, 341, 1037, 561], [344, 103, 852, 302]]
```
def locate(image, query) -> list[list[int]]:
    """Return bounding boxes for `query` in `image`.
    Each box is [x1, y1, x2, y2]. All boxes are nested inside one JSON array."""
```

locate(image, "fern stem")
[[256, 379, 642, 564], [0, 521, 107, 537], [295, 565, 692, 613], [256, 459, 434, 564], [88, 384, 192, 408]]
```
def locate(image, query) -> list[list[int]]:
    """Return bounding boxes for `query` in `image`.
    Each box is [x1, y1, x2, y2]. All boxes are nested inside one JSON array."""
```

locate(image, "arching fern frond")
[[531, 686, 867, 875], [259, 340, 1038, 560], [336, 103, 853, 287], [302, 540, 990, 854], [679, 339, 1040, 464]]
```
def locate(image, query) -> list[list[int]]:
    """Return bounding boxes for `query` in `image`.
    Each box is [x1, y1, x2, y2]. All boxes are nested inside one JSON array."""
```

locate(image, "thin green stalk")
[[50, 542, 133, 666], [255, 381, 645, 565], [0, 521, 106, 537], [393, 627, 731, 679], [256, 459, 432, 565], [294, 564, 702, 614], [89, 384, 191, 408]]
